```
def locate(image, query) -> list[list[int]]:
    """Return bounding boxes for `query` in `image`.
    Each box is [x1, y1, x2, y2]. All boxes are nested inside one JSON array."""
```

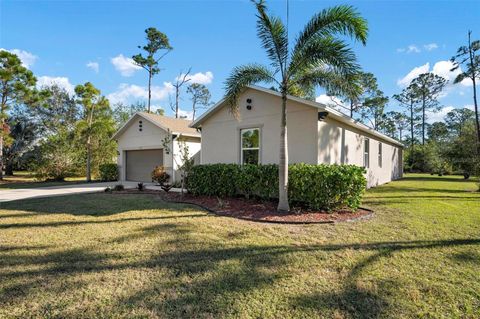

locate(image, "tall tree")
[[33, 84, 78, 135], [3, 106, 39, 175], [74, 82, 114, 182], [410, 72, 447, 145], [328, 72, 378, 118], [393, 84, 421, 150], [133, 27, 172, 113], [224, 1, 367, 212], [427, 122, 449, 143], [451, 31, 480, 154], [0, 50, 38, 180], [445, 108, 475, 136], [187, 83, 211, 121], [358, 89, 389, 130], [387, 111, 408, 141], [170, 68, 191, 118], [112, 101, 146, 128]]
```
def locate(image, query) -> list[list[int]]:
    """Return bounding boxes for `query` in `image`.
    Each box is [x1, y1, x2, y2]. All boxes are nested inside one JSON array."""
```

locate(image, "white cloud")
[[111, 54, 142, 77], [86, 61, 99, 73], [424, 43, 438, 51], [396, 43, 438, 54], [36, 76, 75, 95], [176, 71, 214, 85], [432, 60, 471, 86], [0, 48, 38, 68], [426, 104, 475, 124], [107, 82, 174, 104], [315, 94, 349, 114], [398, 60, 472, 90], [397, 62, 430, 87], [406, 45, 421, 53], [426, 106, 454, 124], [397, 45, 420, 53]]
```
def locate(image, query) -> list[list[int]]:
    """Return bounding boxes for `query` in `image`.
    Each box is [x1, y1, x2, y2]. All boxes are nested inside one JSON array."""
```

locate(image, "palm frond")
[[294, 5, 368, 55], [289, 36, 360, 77], [253, 0, 288, 74], [224, 64, 277, 116], [294, 67, 361, 100]]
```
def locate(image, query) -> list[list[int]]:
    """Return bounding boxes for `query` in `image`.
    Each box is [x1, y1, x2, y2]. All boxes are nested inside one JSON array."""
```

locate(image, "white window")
[[364, 138, 370, 168], [378, 142, 383, 168], [240, 128, 260, 164]]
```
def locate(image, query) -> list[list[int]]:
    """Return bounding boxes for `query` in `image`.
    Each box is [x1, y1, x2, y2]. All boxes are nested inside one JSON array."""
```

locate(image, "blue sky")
[[1, 0, 479, 122]]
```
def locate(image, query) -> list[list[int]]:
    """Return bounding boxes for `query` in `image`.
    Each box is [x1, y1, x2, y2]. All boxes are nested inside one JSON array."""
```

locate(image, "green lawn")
[[0, 172, 92, 190], [0, 174, 479, 318]]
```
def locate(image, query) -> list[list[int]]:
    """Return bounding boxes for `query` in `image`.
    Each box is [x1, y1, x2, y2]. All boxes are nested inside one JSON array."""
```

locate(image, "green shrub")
[[289, 164, 366, 210], [187, 163, 366, 211], [151, 165, 170, 185], [99, 163, 118, 181]]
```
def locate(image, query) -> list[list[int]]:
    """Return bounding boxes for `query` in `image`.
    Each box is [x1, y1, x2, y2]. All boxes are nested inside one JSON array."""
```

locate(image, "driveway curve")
[[0, 182, 139, 203]]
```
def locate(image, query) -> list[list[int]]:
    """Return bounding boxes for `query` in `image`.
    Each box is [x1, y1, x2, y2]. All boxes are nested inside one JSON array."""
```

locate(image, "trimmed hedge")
[[187, 163, 366, 211], [99, 163, 118, 181]]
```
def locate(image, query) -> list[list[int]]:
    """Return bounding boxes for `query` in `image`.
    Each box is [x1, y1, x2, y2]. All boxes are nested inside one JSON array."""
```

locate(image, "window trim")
[[378, 142, 383, 168], [364, 138, 370, 168], [240, 127, 261, 165]]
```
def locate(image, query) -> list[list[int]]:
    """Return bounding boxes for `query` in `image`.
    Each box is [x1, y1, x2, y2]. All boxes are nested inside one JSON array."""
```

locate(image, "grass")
[[0, 171, 92, 190], [0, 173, 479, 318]]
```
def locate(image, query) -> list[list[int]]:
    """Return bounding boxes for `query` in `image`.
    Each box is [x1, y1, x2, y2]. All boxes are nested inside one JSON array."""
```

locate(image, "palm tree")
[[224, 0, 368, 212]]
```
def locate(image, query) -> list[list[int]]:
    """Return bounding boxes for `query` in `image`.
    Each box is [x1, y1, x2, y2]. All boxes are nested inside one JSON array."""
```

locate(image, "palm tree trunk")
[[277, 92, 290, 212]]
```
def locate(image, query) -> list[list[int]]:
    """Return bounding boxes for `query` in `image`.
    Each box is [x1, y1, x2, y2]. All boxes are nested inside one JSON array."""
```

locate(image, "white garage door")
[[126, 149, 163, 182]]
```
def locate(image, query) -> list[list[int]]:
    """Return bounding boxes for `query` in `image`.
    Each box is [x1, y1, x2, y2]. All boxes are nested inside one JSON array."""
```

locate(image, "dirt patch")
[[116, 189, 373, 224]]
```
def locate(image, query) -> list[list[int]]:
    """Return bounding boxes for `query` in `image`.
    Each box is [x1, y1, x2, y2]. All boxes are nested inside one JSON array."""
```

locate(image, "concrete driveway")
[[0, 181, 141, 203]]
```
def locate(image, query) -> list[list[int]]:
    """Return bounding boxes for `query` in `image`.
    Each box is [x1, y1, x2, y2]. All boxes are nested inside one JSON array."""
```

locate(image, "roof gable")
[[112, 112, 200, 140], [191, 85, 403, 148]]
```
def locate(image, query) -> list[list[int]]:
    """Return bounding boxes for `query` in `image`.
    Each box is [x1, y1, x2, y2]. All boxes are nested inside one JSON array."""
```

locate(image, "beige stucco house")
[[112, 112, 201, 183], [191, 85, 403, 187]]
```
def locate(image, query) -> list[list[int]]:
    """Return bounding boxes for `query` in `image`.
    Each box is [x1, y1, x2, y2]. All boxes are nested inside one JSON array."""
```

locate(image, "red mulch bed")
[[154, 192, 373, 224]]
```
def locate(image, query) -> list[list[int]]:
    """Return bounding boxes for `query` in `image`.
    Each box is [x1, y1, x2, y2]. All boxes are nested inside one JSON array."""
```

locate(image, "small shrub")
[[104, 187, 112, 193], [151, 165, 170, 185], [113, 184, 124, 191], [187, 163, 367, 211], [137, 182, 144, 191], [99, 163, 118, 181]]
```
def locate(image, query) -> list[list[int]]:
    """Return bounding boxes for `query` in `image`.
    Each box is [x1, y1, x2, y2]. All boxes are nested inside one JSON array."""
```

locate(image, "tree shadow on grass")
[[0, 193, 199, 217], [401, 175, 474, 183], [117, 225, 480, 318], [368, 185, 476, 195], [1, 214, 479, 318], [450, 251, 480, 264]]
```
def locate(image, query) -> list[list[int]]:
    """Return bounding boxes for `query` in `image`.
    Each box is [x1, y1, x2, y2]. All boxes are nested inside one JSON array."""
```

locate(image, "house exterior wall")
[[317, 117, 403, 187], [198, 88, 403, 188], [200, 88, 318, 165], [116, 114, 200, 182], [172, 136, 202, 182]]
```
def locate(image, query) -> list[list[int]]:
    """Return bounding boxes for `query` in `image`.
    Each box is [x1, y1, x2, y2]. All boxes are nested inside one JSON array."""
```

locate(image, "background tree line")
[[324, 31, 479, 178], [0, 27, 212, 180]]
